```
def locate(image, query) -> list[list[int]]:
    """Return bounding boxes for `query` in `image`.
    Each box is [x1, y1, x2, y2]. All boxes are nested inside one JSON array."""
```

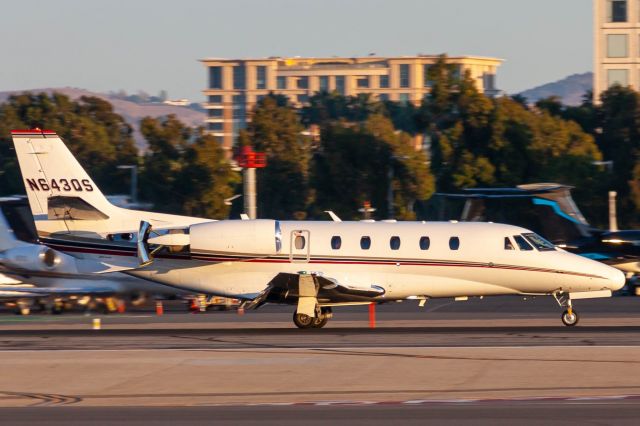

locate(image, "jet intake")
[[189, 220, 282, 257], [0, 246, 78, 273]]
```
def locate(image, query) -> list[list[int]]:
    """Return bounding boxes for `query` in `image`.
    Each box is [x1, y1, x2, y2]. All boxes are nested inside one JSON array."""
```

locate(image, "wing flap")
[[257, 273, 385, 306]]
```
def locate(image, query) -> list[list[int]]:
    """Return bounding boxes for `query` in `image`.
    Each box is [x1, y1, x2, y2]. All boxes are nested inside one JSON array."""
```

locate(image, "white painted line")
[[0, 345, 639, 353], [174, 394, 640, 408]]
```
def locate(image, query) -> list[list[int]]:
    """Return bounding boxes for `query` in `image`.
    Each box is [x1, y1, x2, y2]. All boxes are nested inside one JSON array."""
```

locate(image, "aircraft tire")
[[312, 315, 329, 328], [293, 312, 315, 329], [561, 309, 579, 327]]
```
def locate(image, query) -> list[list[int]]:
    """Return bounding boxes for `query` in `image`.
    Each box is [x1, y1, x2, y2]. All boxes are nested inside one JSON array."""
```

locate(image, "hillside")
[[518, 72, 593, 106], [0, 87, 206, 150]]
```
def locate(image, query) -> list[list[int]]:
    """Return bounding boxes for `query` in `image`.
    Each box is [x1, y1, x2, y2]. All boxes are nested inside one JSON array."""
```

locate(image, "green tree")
[[139, 114, 190, 213], [0, 92, 138, 196], [364, 114, 434, 219], [312, 115, 434, 220], [596, 86, 640, 225], [180, 129, 238, 218], [311, 124, 390, 219], [139, 115, 237, 218]]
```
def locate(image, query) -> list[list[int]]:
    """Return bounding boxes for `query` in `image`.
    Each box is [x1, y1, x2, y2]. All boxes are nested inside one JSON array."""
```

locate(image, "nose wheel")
[[561, 308, 579, 326], [554, 292, 579, 327]]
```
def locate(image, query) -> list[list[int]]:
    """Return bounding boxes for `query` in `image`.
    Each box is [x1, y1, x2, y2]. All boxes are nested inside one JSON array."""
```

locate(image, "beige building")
[[200, 55, 503, 152], [594, 0, 640, 101]]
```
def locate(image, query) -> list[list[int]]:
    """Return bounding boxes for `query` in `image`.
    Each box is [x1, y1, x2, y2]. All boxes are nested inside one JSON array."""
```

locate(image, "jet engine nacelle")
[[0, 245, 79, 274], [189, 219, 282, 256]]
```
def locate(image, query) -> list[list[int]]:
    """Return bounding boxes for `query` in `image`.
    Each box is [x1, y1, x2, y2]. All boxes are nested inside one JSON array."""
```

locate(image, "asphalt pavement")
[[1, 296, 639, 424]]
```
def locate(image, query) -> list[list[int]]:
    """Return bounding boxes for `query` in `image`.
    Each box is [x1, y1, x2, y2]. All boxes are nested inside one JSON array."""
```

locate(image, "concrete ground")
[[0, 296, 639, 423]]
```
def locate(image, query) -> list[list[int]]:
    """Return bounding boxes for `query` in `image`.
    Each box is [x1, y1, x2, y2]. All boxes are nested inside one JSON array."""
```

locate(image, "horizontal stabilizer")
[[48, 196, 109, 220], [75, 261, 138, 274]]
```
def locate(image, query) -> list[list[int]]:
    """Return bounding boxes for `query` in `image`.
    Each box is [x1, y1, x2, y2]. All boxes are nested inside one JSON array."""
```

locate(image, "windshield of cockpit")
[[522, 233, 556, 251], [505, 233, 557, 252]]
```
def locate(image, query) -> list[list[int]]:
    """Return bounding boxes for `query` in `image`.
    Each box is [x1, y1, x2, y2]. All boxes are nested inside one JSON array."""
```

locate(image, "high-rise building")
[[594, 0, 640, 101], [201, 55, 503, 152]]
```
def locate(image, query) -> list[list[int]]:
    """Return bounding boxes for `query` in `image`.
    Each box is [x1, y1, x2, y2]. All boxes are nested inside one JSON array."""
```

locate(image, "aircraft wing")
[[0, 291, 41, 298], [0, 271, 23, 285], [592, 255, 640, 274], [245, 272, 385, 309], [0, 285, 116, 298]]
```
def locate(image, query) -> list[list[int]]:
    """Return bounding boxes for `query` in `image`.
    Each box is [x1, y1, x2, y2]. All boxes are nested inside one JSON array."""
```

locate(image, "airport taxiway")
[[1, 297, 640, 423], [1, 402, 640, 425]]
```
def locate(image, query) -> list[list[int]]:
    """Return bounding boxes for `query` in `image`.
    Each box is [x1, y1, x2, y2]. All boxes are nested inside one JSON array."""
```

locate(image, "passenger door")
[[289, 230, 310, 263]]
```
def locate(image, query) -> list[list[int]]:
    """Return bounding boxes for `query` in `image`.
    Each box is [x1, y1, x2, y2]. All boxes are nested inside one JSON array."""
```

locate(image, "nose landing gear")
[[561, 307, 579, 327], [554, 291, 579, 327]]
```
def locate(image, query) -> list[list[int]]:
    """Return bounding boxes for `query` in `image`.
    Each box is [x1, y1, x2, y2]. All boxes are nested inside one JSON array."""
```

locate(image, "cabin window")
[[331, 236, 342, 250], [522, 233, 556, 251], [360, 236, 371, 250], [390, 236, 401, 250], [513, 235, 533, 251], [504, 237, 515, 250], [419, 236, 430, 250], [294, 235, 306, 250], [449, 237, 460, 250]]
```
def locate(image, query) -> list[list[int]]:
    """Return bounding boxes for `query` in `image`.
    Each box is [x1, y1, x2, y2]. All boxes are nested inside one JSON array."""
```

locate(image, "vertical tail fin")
[[10, 130, 117, 220], [0, 209, 24, 251]]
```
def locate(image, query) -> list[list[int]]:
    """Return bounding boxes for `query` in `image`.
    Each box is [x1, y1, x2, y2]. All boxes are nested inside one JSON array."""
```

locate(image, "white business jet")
[[10, 129, 625, 327]]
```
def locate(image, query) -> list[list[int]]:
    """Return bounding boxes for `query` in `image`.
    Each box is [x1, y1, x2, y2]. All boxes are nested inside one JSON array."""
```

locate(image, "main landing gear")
[[554, 291, 579, 327], [293, 307, 333, 329]]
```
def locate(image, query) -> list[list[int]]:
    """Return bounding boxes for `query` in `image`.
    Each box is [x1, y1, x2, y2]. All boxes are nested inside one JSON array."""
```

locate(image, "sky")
[[0, 0, 592, 101]]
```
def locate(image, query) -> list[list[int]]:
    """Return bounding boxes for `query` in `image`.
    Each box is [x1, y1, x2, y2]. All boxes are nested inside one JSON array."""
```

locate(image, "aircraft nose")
[[571, 253, 626, 291], [607, 266, 626, 291]]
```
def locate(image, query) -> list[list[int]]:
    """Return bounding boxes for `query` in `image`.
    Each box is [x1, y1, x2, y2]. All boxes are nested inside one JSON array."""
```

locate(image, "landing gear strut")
[[554, 291, 579, 327], [293, 307, 332, 329]]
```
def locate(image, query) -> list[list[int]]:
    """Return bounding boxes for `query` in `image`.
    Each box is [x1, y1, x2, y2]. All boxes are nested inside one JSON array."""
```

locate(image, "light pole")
[[117, 165, 138, 205], [592, 161, 616, 231], [236, 146, 266, 219]]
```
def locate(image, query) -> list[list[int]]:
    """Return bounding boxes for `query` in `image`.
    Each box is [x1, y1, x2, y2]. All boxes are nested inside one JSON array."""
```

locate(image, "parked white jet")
[[0, 196, 186, 314], [10, 129, 625, 327]]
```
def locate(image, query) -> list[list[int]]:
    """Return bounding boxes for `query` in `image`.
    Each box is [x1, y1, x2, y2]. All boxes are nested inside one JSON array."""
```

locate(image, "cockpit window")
[[513, 235, 534, 251], [504, 237, 515, 250], [523, 233, 556, 251]]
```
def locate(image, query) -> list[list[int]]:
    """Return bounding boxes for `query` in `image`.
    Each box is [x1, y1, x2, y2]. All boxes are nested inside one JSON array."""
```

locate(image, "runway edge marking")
[[198, 394, 640, 407], [1, 345, 640, 353]]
